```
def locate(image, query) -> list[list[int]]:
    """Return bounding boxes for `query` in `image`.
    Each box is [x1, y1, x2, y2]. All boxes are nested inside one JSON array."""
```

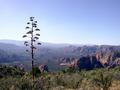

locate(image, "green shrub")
[[92, 71, 112, 90], [0, 67, 120, 90], [30, 67, 41, 77], [17, 78, 32, 90]]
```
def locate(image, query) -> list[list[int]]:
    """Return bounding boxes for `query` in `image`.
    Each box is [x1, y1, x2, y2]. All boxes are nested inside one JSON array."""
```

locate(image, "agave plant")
[[22, 17, 41, 80]]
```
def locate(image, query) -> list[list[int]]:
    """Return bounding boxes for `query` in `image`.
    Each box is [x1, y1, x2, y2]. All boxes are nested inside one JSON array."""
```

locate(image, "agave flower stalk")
[[22, 17, 41, 80]]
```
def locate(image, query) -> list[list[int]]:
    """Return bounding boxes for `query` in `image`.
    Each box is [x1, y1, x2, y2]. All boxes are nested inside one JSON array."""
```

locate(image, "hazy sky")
[[0, 0, 120, 45]]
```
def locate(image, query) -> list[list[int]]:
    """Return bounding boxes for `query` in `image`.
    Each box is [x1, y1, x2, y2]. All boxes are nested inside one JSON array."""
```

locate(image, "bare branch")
[[34, 21, 37, 23], [33, 47, 36, 49], [26, 31, 32, 34], [34, 37, 39, 40], [22, 35, 27, 38], [32, 40, 36, 42], [33, 23, 37, 27], [30, 17, 34, 21], [26, 26, 30, 29], [36, 34, 40, 36], [27, 22, 30, 24], [24, 41, 28, 44], [35, 29, 40, 31], [38, 42, 41, 45], [25, 44, 29, 46]]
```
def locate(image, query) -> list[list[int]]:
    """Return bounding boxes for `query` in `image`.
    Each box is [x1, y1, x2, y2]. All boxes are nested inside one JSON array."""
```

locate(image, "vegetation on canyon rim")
[[0, 65, 120, 90]]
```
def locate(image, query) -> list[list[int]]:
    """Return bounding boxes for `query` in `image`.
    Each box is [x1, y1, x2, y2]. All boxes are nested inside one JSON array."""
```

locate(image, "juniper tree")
[[22, 17, 41, 80]]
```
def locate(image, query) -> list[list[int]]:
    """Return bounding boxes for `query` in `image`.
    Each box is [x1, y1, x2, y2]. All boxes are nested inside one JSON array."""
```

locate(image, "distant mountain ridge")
[[0, 40, 24, 46], [0, 40, 120, 71], [0, 39, 72, 47]]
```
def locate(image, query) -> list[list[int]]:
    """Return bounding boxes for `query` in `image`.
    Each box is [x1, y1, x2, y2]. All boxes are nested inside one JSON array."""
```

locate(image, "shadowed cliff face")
[[60, 56, 103, 70], [78, 56, 103, 70], [60, 51, 120, 70]]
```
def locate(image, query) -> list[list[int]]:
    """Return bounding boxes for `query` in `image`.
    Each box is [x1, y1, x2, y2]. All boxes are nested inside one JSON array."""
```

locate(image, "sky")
[[0, 0, 120, 45]]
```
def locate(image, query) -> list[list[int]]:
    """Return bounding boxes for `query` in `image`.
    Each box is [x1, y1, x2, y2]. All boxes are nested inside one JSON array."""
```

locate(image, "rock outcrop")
[[39, 64, 49, 72], [60, 50, 120, 70]]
